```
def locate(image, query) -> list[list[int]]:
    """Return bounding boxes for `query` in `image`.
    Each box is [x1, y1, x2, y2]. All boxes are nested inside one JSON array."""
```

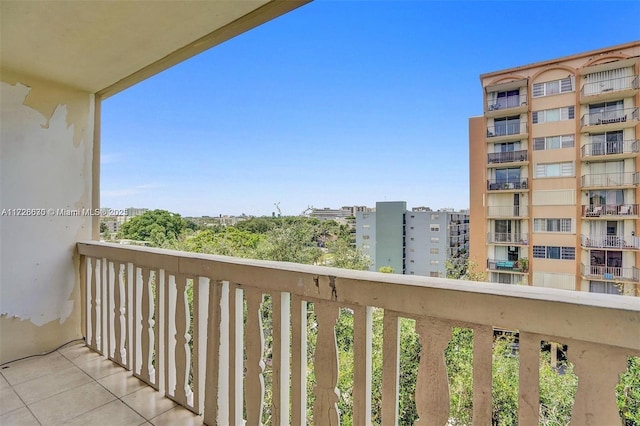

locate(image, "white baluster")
[[245, 287, 265, 425], [312, 301, 340, 426]]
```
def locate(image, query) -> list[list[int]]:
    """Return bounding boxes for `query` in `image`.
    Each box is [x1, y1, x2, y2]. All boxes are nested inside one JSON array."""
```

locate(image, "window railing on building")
[[580, 234, 640, 250], [487, 205, 525, 217], [485, 93, 528, 111], [581, 263, 639, 282], [487, 149, 528, 164], [581, 172, 639, 188], [487, 178, 528, 191], [487, 258, 528, 272], [582, 204, 639, 217], [581, 75, 639, 97], [581, 139, 639, 157], [487, 233, 529, 245], [581, 107, 639, 127], [486, 122, 527, 138]]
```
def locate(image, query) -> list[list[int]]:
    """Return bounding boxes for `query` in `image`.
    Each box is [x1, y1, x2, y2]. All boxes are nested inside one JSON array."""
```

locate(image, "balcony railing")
[[486, 94, 528, 112], [487, 178, 528, 191], [582, 204, 639, 217], [581, 75, 639, 97], [581, 139, 639, 158], [487, 205, 526, 217], [487, 149, 528, 164], [487, 258, 528, 272], [581, 234, 640, 249], [76, 241, 640, 425], [487, 233, 529, 245], [581, 263, 639, 282], [581, 172, 639, 188], [486, 122, 527, 138], [581, 107, 639, 127]]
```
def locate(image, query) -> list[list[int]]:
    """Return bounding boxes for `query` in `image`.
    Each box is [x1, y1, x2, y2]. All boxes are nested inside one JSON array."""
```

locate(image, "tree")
[[378, 266, 394, 273], [325, 239, 371, 270], [118, 209, 185, 246]]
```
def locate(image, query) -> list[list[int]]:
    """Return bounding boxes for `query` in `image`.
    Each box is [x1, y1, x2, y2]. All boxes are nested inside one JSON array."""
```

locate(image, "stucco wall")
[[0, 70, 95, 363]]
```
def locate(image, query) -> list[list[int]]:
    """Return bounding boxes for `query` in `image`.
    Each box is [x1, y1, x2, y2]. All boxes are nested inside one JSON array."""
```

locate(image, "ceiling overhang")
[[1, 0, 310, 98]]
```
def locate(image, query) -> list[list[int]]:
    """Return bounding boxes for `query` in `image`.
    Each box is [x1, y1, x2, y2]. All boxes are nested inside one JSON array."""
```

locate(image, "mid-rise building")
[[469, 41, 640, 296], [355, 201, 469, 276]]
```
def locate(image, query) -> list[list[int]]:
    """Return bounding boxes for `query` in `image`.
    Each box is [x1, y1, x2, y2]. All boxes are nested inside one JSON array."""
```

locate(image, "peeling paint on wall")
[[0, 77, 94, 328]]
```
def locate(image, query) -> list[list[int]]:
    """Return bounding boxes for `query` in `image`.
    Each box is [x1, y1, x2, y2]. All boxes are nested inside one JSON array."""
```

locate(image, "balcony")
[[487, 205, 527, 218], [486, 122, 528, 143], [581, 139, 639, 159], [581, 234, 640, 250], [581, 75, 639, 103], [581, 107, 639, 130], [487, 258, 528, 273], [487, 233, 529, 245], [581, 263, 640, 282], [487, 149, 528, 166], [484, 94, 528, 117], [487, 178, 528, 191], [69, 241, 639, 425], [581, 172, 639, 188], [582, 203, 639, 218]]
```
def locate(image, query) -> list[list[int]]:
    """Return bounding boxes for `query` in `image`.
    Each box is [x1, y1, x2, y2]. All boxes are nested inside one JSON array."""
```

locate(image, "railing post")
[[381, 310, 399, 426], [518, 332, 540, 426], [312, 302, 340, 426]]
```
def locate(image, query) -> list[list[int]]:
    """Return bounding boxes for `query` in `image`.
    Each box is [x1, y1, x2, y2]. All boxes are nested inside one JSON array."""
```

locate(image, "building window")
[[430, 224, 440, 232], [492, 116, 521, 136], [429, 271, 440, 277], [362, 244, 370, 249], [533, 246, 575, 260], [532, 106, 574, 124], [533, 218, 572, 233], [589, 281, 622, 295], [430, 248, 440, 254], [430, 260, 439, 265], [535, 162, 574, 178], [430, 237, 440, 243], [431, 214, 440, 220], [533, 134, 574, 150], [362, 224, 370, 229], [532, 77, 573, 97], [362, 235, 370, 240]]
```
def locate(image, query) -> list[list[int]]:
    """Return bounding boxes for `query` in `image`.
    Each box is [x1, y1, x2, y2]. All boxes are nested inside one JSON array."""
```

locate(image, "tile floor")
[[0, 342, 205, 425]]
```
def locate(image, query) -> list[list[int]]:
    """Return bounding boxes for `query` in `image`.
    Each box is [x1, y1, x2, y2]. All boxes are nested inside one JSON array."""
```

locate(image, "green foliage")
[[445, 258, 486, 281], [175, 228, 264, 257], [617, 357, 640, 425], [325, 239, 371, 270], [253, 222, 323, 264], [118, 209, 185, 246], [378, 266, 394, 274], [99, 221, 108, 234]]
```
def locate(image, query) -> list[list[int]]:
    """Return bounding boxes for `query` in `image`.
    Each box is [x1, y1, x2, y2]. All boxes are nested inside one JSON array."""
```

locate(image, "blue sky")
[[101, 1, 640, 217]]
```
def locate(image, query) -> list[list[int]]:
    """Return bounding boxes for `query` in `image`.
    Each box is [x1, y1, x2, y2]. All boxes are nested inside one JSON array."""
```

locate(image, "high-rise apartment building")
[[469, 42, 640, 296], [355, 201, 469, 276]]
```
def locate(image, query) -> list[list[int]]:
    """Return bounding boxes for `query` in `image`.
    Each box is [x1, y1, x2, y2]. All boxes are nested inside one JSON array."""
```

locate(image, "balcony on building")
[[581, 263, 640, 282], [3, 8, 640, 426], [582, 203, 639, 218], [581, 234, 640, 250], [486, 121, 528, 143], [487, 177, 529, 192], [487, 149, 528, 167], [580, 74, 639, 103], [581, 138, 639, 160], [487, 232, 529, 245], [581, 172, 639, 189], [580, 107, 639, 130], [487, 258, 529, 273], [487, 205, 527, 218], [484, 79, 528, 118]]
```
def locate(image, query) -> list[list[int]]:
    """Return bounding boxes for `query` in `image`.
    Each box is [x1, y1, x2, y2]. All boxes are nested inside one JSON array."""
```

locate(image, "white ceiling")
[[1, 1, 309, 97]]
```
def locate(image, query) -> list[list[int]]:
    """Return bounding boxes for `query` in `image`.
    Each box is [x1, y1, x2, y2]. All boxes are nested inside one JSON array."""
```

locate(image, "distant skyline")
[[101, 1, 640, 217]]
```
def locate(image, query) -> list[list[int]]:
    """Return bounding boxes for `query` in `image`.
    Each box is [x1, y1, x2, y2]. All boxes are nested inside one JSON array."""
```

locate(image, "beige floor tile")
[[76, 356, 125, 380], [1, 352, 74, 385], [0, 374, 10, 390], [150, 406, 204, 426], [13, 365, 92, 404], [98, 370, 148, 398], [64, 400, 147, 426], [121, 386, 175, 420], [29, 381, 115, 425], [0, 406, 40, 426], [0, 386, 25, 415], [59, 343, 102, 365]]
